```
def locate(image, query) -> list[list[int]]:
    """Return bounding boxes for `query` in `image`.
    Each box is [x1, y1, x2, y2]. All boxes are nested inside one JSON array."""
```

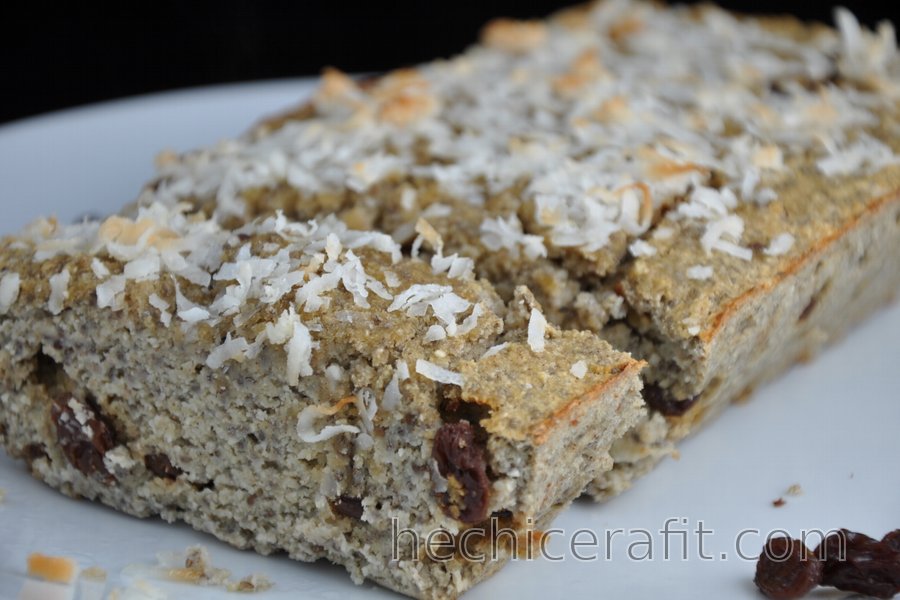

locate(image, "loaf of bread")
[[138, 0, 900, 499]]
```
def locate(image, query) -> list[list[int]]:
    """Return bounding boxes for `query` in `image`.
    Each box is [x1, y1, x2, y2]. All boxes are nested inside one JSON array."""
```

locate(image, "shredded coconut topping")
[[480, 215, 547, 260], [764, 233, 796, 256], [388, 283, 472, 335], [481, 342, 509, 359], [136, 2, 899, 274], [416, 359, 464, 386], [628, 239, 657, 257], [382, 360, 409, 411], [686, 265, 714, 280], [527, 308, 548, 353], [296, 397, 361, 443], [20, 202, 482, 386], [424, 324, 447, 342], [97, 275, 126, 310], [570, 360, 588, 379], [0, 272, 21, 315], [817, 133, 900, 176], [91, 258, 110, 279], [206, 334, 250, 370], [47, 268, 70, 315]]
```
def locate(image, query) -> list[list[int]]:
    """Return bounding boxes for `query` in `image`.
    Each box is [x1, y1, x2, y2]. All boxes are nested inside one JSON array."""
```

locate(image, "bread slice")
[[133, 0, 900, 500], [0, 205, 644, 598]]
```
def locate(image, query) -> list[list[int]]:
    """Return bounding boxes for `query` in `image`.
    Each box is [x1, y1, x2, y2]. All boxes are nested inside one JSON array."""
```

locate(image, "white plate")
[[0, 80, 897, 600]]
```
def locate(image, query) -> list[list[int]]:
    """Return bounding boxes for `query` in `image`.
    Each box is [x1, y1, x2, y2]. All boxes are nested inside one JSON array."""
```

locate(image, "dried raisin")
[[50, 395, 116, 482], [642, 383, 697, 417], [144, 452, 182, 480], [816, 529, 900, 599], [754, 537, 822, 599], [331, 496, 364, 520], [433, 420, 490, 524]]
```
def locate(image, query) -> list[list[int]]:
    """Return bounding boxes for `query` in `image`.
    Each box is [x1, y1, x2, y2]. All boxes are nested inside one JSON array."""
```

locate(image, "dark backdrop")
[[1, 1, 897, 125]]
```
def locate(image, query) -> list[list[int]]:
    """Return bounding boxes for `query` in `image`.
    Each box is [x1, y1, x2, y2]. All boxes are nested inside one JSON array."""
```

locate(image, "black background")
[[1, 1, 897, 125]]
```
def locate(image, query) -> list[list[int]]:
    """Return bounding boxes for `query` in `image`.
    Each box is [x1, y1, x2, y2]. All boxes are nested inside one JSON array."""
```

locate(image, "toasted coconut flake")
[[26, 553, 78, 584], [383, 270, 401, 288], [178, 306, 211, 323], [396, 360, 410, 380], [817, 133, 900, 176], [354, 387, 378, 434], [315, 67, 361, 105], [482, 18, 547, 53], [700, 214, 752, 260]]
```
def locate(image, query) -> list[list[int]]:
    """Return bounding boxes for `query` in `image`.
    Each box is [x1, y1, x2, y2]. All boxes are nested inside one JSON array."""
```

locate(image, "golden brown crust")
[[480, 18, 548, 53], [701, 188, 900, 344], [529, 359, 644, 445]]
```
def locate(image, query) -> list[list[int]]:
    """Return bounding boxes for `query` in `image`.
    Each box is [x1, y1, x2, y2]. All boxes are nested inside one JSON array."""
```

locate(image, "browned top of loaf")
[[134, 1, 900, 347]]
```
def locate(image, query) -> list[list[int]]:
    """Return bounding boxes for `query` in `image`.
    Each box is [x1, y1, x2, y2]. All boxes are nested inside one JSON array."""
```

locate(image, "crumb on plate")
[[26, 552, 78, 584]]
